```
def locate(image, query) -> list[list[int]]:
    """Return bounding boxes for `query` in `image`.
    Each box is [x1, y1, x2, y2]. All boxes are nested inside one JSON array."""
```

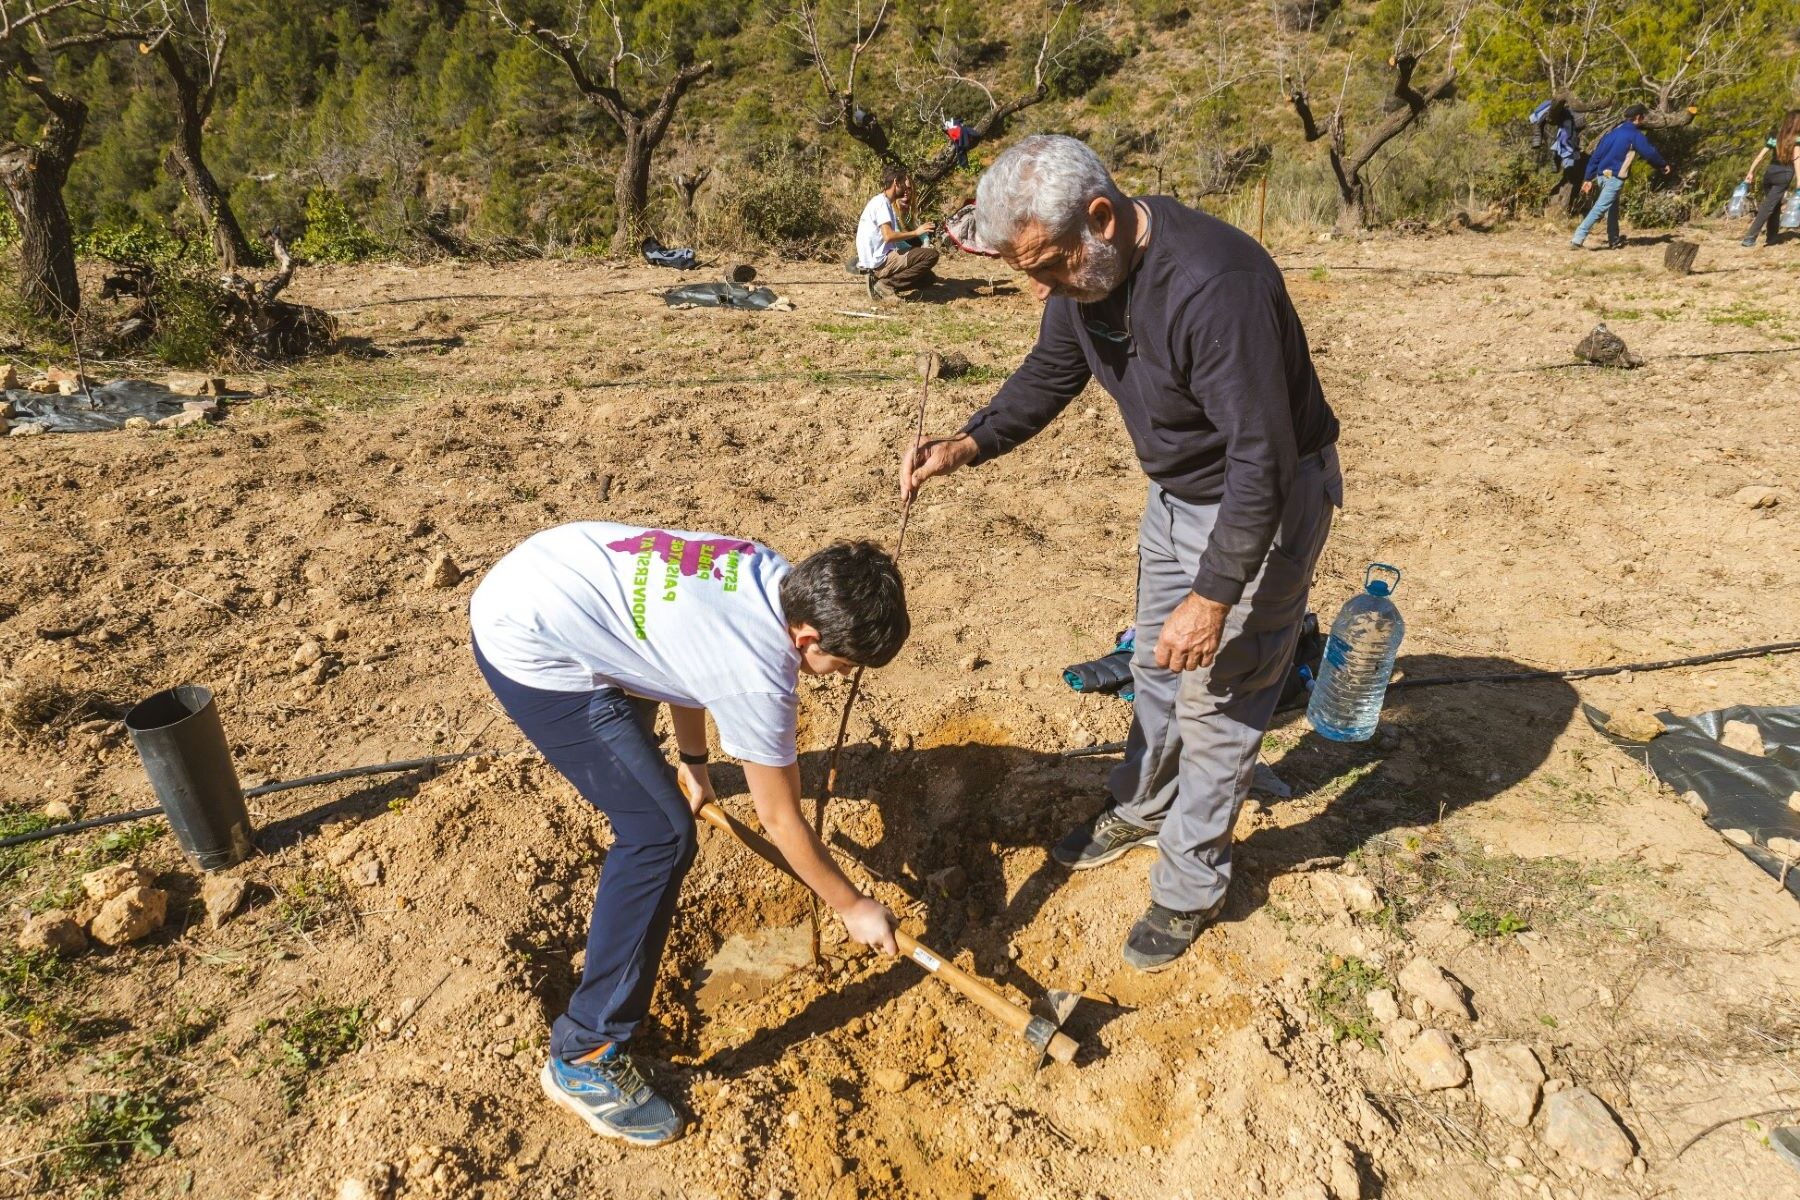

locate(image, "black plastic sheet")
[[1587, 703, 1800, 898], [660, 282, 782, 309], [7, 380, 209, 433]]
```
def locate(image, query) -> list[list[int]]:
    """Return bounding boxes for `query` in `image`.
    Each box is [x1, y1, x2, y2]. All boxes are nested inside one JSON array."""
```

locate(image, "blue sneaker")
[[539, 1045, 686, 1147]]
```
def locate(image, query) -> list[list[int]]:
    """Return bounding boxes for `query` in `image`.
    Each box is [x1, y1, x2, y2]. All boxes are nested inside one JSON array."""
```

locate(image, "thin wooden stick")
[[807, 352, 937, 962]]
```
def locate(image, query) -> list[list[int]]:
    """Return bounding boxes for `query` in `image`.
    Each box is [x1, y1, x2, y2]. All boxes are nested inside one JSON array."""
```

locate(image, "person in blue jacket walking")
[[1570, 104, 1672, 250]]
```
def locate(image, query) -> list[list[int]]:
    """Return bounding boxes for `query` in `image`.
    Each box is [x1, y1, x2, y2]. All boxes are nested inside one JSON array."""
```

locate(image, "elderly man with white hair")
[[900, 134, 1342, 971]]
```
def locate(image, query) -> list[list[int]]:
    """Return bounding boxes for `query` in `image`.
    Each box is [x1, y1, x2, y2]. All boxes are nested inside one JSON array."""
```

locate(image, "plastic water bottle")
[[1782, 189, 1800, 230], [1727, 180, 1750, 219], [1307, 564, 1406, 742]]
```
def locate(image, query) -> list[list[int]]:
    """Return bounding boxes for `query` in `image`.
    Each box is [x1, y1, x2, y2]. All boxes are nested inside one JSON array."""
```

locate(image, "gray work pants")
[[1109, 445, 1342, 911]]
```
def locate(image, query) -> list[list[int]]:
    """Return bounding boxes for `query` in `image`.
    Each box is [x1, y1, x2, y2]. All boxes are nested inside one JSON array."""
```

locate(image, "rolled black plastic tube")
[[0, 754, 476, 850], [1058, 640, 1800, 757], [1062, 649, 1135, 696]]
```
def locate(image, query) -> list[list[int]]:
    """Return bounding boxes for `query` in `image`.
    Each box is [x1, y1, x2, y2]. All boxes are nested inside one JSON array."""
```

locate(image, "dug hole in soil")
[[2, 228, 1798, 1200]]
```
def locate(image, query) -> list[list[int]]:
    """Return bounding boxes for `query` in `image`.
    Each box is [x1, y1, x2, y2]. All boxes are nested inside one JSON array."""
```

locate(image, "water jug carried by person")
[[1307, 564, 1405, 743], [1728, 180, 1751, 219], [1782, 188, 1800, 230]]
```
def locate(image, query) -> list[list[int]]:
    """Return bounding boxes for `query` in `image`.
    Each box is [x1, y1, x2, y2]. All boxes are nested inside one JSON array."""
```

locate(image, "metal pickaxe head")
[[1024, 988, 1083, 1068]]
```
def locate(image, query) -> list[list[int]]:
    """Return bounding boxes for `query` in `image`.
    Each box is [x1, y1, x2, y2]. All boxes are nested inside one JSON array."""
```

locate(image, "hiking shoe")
[[1052, 807, 1158, 870], [1741, 237, 1758, 247], [871, 279, 899, 303], [1122, 900, 1220, 972], [863, 272, 878, 300], [539, 1047, 685, 1147]]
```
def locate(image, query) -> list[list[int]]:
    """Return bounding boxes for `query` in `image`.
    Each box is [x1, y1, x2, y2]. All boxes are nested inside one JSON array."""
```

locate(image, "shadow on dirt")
[[698, 652, 1575, 1075]]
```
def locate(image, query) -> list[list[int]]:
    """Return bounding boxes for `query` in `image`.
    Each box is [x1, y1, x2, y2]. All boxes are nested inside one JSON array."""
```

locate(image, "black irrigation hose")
[[1060, 639, 1800, 759], [0, 754, 477, 850]]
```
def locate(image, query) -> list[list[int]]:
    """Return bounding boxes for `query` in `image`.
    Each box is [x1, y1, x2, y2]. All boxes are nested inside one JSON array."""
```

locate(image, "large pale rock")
[[1603, 708, 1664, 742], [1466, 1043, 1545, 1126], [1542, 1086, 1634, 1175], [89, 886, 168, 947], [1719, 720, 1764, 757], [1366, 988, 1400, 1025], [1401, 1029, 1467, 1090], [82, 863, 153, 903], [1397, 958, 1474, 1021], [9, 421, 45, 437], [202, 875, 249, 929], [18, 909, 87, 957]]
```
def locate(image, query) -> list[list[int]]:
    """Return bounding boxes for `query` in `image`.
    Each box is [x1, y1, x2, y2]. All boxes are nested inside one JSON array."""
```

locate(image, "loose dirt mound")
[[2, 228, 1797, 1199]]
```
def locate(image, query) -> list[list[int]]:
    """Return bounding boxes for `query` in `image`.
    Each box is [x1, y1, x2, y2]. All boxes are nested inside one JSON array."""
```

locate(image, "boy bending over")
[[470, 524, 908, 1146]]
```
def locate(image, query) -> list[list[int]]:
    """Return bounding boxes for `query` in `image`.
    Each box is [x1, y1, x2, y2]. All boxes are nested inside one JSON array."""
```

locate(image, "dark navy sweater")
[[958, 197, 1339, 605]]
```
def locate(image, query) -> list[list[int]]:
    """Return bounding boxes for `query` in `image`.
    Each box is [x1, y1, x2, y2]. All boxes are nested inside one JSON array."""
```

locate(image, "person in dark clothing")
[[1739, 110, 1800, 247], [899, 134, 1341, 972], [1571, 103, 1672, 250]]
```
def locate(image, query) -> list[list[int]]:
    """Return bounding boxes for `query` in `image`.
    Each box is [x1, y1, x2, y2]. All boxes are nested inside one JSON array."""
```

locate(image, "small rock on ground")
[[1720, 719, 1764, 756], [1732, 485, 1780, 510], [1366, 988, 1400, 1025], [425, 553, 463, 588], [201, 875, 250, 929], [18, 909, 88, 957], [1542, 1086, 1634, 1175], [869, 1067, 911, 1094], [1401, 1028, 1468, 1090], [1603, 707, 1664, 742], [82, 863, 153, 903], [89, 885, 169, 947], [1398, 958, 1474, 1021], [1466, 1043, 1545, 1127]]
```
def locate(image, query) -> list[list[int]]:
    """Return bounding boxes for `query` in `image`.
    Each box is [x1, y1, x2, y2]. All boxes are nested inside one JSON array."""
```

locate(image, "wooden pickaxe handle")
[[695, 801, 1078, 1065]]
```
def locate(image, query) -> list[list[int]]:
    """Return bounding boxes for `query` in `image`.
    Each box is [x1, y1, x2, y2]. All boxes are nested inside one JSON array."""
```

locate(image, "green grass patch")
[[1459, 905, 1530, 939], [1308, 954, 1391, 1049], [263, 359, 425, 420], [0, 807, 53, 886], [265, 999, 365, 1110], [278, 1001, 365, 1072], [1355, 832, 1653, 941], [45, 1086, 180, 1184], [273, 867, 347, 934], [1707, 301, 1787, 331]]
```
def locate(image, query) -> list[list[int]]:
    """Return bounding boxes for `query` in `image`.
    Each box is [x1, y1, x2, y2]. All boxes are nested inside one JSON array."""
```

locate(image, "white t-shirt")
[[470, 522, 801, 766], [856, 193, 899, 270]]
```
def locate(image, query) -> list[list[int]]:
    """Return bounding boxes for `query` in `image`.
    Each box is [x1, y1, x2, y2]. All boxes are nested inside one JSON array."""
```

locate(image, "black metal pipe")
[[0, 753, 477, 850]]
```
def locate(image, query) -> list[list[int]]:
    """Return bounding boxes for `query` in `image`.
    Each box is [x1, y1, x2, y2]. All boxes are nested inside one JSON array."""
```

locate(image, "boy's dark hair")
[[880, 163, 910, 190], [782, 541, 909, 668]]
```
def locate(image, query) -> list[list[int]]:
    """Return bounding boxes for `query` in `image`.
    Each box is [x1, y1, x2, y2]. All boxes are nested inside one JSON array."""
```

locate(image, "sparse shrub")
[[712, 145, 839, 254], [1045, 35, 1126, 100], [78, 222, 210, 271], [145, 269, 233, 367], [294, 189, 385, 264]]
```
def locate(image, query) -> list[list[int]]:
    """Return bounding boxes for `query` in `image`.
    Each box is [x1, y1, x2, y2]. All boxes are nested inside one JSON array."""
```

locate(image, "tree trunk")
[[166, 138, 253, 271], [614, 125, 652, 248], [1334, 180, 1366, 232], [0, 102, 85, 318], [157, 38, 255, 271]]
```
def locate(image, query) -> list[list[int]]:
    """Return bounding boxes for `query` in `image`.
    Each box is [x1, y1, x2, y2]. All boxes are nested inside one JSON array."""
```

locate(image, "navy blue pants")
[[474, 641, 696, 1058]]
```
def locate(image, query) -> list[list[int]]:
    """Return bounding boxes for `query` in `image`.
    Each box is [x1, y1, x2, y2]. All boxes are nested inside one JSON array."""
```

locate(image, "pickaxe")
[[696, 800, 1080, 1066]]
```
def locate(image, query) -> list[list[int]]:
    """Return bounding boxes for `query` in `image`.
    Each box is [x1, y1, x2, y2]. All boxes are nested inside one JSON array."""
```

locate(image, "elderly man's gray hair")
[[974, 134, 1126, 250]]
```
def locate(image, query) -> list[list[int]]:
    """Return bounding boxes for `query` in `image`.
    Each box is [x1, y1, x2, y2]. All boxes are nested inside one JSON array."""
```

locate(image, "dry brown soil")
[[2, 222, 1798, 1200]]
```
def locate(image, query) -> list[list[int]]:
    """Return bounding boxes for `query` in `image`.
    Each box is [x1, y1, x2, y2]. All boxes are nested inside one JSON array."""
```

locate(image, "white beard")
[[1055, 229, 1130, 303]]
